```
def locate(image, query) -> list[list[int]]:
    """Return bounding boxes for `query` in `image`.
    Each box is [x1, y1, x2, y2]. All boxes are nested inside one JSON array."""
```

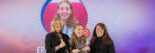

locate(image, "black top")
[[90, 37, 115, 53], [45, 32, 70, 53]]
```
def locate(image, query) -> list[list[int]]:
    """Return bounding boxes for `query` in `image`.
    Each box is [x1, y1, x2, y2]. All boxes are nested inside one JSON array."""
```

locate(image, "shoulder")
[[111, 41, 115, 46], [46, 32, 56, 38]]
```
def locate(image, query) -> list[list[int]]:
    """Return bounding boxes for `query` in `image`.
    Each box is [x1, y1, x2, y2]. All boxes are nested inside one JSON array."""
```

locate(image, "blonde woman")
[[55, 0, 78, 38], [70, 23, 90, 53], [45, 17, 70, 53]]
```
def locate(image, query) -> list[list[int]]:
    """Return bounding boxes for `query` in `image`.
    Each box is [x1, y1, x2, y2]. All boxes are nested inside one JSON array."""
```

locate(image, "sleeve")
[[108, 42, 115, 53], [89, 43, 95, 53], [64, 34, 72, 52], [45, 33, 55, 53]]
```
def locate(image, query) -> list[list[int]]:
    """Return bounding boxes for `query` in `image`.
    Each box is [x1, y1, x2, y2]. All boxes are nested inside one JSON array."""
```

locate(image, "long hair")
[[90, 23, 113, 45], [70, 23, 86, 47], [57, 0, 77, 27]]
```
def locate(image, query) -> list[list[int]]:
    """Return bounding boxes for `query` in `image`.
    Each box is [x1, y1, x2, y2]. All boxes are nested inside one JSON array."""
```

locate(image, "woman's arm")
[[89, 43, 94, 53], [45, 34, 55, 53], [45, 33, 66, 53], [72, 49, 81, 53], [81, 46, 90, 52], [108, 42, 115, 53]]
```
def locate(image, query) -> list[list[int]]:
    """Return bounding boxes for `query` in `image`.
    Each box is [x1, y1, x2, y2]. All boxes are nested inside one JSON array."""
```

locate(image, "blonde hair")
[[51, 17, 64, 32], [70, 23, 86, 47], [57, 0, 78, 27]]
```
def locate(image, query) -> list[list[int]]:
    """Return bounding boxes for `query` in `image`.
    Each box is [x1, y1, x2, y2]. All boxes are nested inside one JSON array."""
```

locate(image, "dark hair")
[[90, 23, 113, 45]]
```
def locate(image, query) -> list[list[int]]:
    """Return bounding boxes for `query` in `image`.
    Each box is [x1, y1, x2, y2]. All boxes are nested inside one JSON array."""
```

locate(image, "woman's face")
[[55, 20, 63, 33], [96, 25, 104, 37], [74, 25, 83, 37], [58, 2, 72, 21]]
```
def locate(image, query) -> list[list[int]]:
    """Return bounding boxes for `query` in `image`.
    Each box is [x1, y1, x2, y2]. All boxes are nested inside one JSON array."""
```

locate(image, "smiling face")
[[74, 25, 83, 38], [55, 20, 62, 32], [58, 2, 72, 21], [96, 25, 104, 37]]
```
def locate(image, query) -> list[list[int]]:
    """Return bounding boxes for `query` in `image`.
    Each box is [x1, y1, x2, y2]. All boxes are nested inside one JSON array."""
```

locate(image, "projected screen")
[[0, 0, 155, 53]]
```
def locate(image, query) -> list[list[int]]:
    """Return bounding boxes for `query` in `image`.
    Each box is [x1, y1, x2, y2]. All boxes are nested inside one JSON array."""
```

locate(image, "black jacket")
[[45, 32, 70, 53], [90, 37, 115, 53]]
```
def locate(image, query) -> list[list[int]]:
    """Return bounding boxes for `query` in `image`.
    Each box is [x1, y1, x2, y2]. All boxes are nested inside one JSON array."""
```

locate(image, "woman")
[[45, 17, 70, 53], [90, 23, 115, 53], [56, 0, 78, 38], [70, 23, 90, 53]]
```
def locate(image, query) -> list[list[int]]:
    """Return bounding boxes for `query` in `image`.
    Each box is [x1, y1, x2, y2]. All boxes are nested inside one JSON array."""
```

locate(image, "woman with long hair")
[[55, 0, 78, 38], [90, 23, 115, 53], [70, 23, 90, 53]]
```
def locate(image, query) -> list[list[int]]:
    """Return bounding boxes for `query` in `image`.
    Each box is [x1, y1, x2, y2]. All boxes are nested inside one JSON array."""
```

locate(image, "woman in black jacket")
[[90, 23, 115, 53], [45, 17, 70, 53]]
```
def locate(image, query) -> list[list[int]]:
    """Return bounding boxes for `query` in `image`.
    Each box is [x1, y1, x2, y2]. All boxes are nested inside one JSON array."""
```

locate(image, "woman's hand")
[[81, 46, 90, 52], [72, 49, 80, 53], [59, 39, 66, 48], [55, 39, 66, 51]]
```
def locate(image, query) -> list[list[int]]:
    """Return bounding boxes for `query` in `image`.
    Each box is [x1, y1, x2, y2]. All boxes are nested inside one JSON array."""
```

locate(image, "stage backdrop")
[[0, 0, 155, 53]]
